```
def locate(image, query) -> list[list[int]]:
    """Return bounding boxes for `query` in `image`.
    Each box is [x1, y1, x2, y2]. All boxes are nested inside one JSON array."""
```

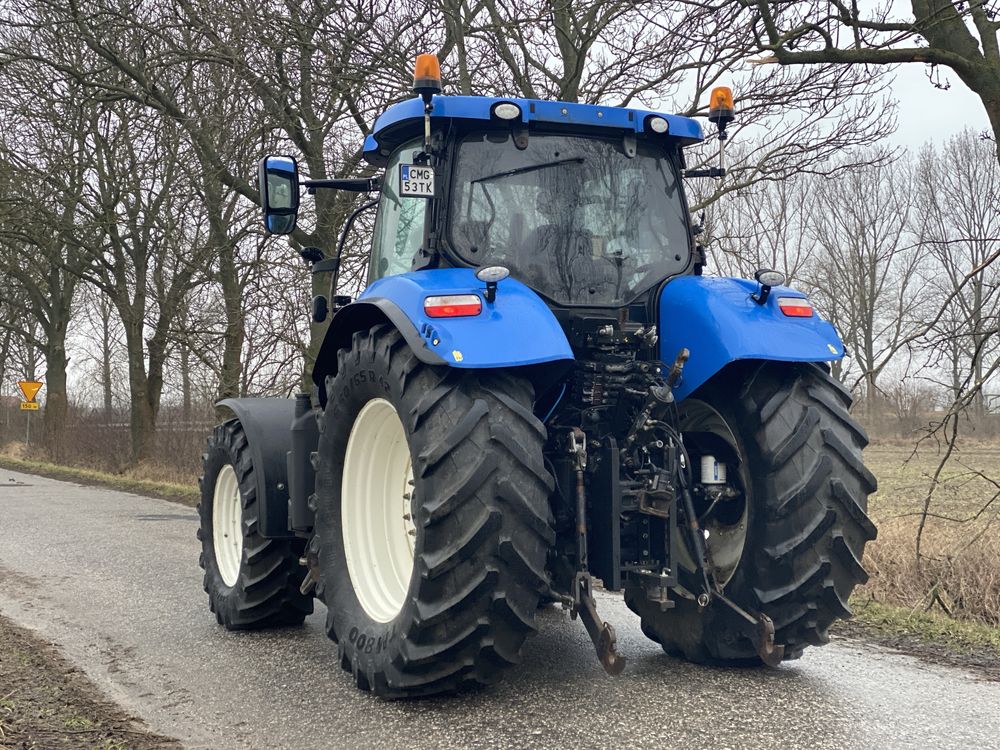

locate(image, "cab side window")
[[369, 139, 427, 282]]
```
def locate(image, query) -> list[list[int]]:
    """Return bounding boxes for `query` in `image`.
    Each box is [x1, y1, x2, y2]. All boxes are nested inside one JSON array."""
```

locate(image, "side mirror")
[[257, 155, 300, 235]]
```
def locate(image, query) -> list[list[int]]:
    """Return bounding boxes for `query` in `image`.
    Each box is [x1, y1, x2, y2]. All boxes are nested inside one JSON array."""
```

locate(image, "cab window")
[[369, 138, 427, 282]]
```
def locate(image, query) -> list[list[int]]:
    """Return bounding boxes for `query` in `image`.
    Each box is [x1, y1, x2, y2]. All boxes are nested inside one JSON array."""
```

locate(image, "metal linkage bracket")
[[567, 427, 626, 676], [680, 479, 786, 666]]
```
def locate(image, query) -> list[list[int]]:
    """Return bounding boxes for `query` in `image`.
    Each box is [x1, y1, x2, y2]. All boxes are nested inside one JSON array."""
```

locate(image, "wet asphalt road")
[[0, 469, 997, 750]]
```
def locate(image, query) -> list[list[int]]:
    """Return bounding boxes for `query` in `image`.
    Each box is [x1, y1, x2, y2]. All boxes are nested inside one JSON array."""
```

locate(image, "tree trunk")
[[218, 241, 244, 400], [130, 384, 157, 464], [145, 334, 168, 458], [42, 346, 69, 461], [181, 344, 192, 423], [40, 308, 71, 461], [101, 305, 113, 422], [864, 370, 879, 420], [0, 328, 11, 402], [979, 88, 1000, 165], [123, 320, 156, 464]]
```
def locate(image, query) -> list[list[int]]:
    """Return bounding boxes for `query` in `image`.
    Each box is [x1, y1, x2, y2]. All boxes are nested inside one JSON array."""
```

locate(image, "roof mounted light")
[[412, 54, 442, 102], [708, 86, 735, 128], [493, 102, 521, 121], [648, 116, 669, 134], [413, 54, 441, 149]]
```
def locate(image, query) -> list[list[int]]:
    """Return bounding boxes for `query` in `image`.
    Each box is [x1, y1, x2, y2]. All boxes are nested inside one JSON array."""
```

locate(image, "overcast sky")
[[888, 63, 990, 151]]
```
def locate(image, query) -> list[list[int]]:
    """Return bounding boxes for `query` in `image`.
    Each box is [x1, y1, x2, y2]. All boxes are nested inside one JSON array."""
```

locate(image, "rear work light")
[[777, 297, 814, 317], [424, 294, 482, 318]]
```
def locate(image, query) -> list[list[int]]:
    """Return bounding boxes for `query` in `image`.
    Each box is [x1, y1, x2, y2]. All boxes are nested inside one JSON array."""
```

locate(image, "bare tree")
[[702, 168, 819, 283], [0, 67, 94, 456], [913, 130, 1000, 418], [71, 101, 213, 462], [807, 152, 927, 412], [742, 1, 1000, 163], [438, 0, 897, 207]]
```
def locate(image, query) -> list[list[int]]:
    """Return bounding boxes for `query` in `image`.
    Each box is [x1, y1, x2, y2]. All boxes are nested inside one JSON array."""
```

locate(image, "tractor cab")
[[261, 56, 707, 314], [366, 97, 700, 308]]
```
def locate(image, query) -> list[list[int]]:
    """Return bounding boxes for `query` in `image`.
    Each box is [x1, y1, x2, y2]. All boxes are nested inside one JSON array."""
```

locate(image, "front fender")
[[316, 269, 573, 389], [216, 398, 295, 539], [659, 276, 843, 400]]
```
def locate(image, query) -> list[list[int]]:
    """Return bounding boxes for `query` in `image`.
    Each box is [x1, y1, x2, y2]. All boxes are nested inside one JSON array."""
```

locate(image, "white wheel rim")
[[342, 398, 416, 623], [213, 463, 244, 587]]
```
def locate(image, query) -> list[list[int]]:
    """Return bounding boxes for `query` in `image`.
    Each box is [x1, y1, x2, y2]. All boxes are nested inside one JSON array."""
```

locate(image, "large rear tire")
[[626, 362, 877, 663], [312, 324, 555, 698], [198, 419, 313, 629]]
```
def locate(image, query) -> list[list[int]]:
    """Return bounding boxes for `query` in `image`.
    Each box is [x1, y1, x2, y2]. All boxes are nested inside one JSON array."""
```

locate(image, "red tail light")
[[777, 297, 814, 317], [424, 294, 482, 318]]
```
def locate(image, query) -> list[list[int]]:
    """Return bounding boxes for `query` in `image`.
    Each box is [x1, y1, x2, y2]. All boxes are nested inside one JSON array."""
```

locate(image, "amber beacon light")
[[708, 86, 735, 128], [413, 54, 442, 100]]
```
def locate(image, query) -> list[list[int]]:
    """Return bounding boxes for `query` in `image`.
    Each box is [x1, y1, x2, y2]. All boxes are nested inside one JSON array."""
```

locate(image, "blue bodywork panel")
[[364, 95, 704, 165], [360, 268, 574, 368], [659, 276, 844, 401]]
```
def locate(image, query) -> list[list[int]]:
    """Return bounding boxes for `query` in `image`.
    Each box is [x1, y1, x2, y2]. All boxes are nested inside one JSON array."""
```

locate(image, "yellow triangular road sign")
[[17, 380, 43, 402]]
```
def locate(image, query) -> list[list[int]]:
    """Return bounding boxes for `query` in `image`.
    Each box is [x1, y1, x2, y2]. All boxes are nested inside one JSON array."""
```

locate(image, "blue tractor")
[[197, 55, 877, 698]]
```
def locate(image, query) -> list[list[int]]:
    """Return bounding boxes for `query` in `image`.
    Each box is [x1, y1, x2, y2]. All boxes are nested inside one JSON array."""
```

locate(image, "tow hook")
[[299, 552, 320, 596], [753, 613, 785, 667]]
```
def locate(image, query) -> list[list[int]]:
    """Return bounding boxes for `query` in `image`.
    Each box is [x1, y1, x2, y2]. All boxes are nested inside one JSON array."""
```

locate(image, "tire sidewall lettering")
[[340, 368, 391, 400]]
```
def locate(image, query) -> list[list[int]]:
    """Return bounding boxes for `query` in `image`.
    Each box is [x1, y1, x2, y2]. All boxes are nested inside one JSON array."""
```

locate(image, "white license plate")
[[399, 164, 434, 198]]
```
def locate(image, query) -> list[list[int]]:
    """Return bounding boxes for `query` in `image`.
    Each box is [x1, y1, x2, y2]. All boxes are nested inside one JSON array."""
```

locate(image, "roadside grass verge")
[[0, 451, 198, 506], [860, 444, 1000, 628], [846, 597, 1000, 652], [833, 597, 1000, 679]]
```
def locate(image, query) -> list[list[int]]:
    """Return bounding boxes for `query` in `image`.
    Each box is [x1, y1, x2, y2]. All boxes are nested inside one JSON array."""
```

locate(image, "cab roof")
[[362, 95, 703, 166]]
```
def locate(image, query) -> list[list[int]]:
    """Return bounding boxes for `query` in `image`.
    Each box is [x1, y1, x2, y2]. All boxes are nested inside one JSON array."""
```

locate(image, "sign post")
[[16, 380, 43, 445]]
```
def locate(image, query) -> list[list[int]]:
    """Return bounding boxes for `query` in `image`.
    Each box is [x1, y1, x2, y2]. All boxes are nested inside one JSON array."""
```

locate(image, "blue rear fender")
[[314, 268, 574, 391], [659, 276, 844, 401]]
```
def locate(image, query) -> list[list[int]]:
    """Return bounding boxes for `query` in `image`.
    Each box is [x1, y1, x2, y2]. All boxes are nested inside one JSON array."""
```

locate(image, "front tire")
[[627, 362, 877, 663], [197, 420, 313, 629], [312, 325, 555, 698]]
